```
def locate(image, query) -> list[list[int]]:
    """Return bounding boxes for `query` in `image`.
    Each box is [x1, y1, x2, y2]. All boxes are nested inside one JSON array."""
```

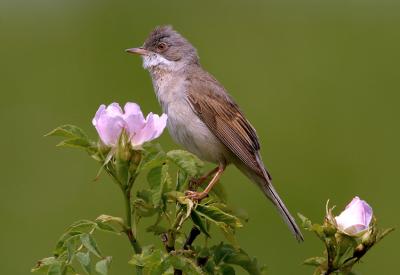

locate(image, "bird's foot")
[[185, 190, 208, 201]]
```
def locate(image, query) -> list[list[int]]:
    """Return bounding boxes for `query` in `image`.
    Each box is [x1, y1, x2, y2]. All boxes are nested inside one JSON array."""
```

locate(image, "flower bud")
[[129, 150, 142, 174], [335, 196, 373, 237], [116, 130, 132, 162], [323, 223, 337, 237]]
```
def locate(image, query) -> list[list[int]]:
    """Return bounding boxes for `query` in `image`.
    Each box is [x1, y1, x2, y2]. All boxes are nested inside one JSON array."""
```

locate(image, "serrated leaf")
[[57, 138, 92, 150], [76, 252, 91, 274], [149, 164, 169, 208], [95, 257, 112, 275], [167, 150, 204, 177], [80, 234, 102, 258], [45, 125, 88, 139], [147, 166, 162, 189], [303, 256, 326, 267], [191, 211, 210, 238], [194, 204, 242, 229]]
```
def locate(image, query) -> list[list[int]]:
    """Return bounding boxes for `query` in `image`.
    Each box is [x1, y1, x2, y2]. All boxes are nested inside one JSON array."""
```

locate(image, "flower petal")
[[335, 196, 373, 236], [124, 102, 142, 116], [92, 103, 125, 146], [131, 112, 167, 147], [95, 115, 125, 146], [92, 104, 106, 126], [106, 102, 123, 117]]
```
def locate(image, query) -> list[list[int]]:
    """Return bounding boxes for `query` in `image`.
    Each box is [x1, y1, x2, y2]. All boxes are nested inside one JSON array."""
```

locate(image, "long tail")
[[235, 159, 304, 242], [259, 177, 304, 242]]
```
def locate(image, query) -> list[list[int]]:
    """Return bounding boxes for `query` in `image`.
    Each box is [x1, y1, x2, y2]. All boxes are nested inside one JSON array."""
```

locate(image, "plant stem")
[[183, 227, 201, 250], [124, 188, 142, 254], [123, 186, 143, 275]]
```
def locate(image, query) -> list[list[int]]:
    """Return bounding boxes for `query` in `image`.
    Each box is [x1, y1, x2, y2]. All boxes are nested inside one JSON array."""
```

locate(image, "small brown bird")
[[126, 26, 303, 241]]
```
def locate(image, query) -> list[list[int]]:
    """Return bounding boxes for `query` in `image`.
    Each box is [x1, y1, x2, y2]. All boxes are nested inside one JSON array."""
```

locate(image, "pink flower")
[[92, 102, 167, 148], [335, 196, 373, 236]]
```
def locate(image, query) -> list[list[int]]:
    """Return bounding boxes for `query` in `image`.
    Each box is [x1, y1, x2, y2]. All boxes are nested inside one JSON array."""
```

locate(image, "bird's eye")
[[157, 42, 167, 51]]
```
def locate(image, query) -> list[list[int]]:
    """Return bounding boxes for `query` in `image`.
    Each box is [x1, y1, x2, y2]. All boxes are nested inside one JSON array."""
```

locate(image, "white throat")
[[142, 53, 184, 72]]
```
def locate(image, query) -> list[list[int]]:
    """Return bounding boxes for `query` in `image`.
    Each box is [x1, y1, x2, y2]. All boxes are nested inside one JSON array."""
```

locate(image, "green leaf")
[[303, 256, 326, 267], [56, 138, 92, 150], [219, 225, 239, 247], [95, 257, 112, 275], [45, 125, 96, 153], [168, 255, 203, 275], [95, 214, 125, 233], [212, 243, 236, 265], [219, 264, 236, 275], [80, 234, 102, 258], [31, 257, 58, 273], [146, 224, 168, 235], [194, 204, 242, 229], [76, 252, 91, 274], [54, 231, 83, 256], [147, 166, 163, 189], [133, 193, 158, 218], [139, 143, 167, 171], [129, 247, 164, 271], [297, 213, 313, 230], [95, 221, 120, 234], [45, 125, 88, 139], [47, 263, 62, 275], [65, 238, 76, 263], [176, 169, 188, 191], [69, 220, 97, 232], [167, 150, 204, 177], [191, 211, 210, 238], [148, 164, 169, 208], [215, 244, 264, 275]]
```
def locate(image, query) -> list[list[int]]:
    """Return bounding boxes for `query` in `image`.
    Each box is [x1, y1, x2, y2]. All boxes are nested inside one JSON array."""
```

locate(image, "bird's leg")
[[188, 166, 219, 190], [186, 163, 226, 201]]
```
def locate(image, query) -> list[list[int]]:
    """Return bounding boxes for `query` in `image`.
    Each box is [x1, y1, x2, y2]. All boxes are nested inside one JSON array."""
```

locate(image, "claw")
[[185, 190, 208, 201]]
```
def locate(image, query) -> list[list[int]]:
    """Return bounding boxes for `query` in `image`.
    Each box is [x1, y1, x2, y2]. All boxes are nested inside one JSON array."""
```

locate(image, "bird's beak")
[[125, 47, 149, 56]]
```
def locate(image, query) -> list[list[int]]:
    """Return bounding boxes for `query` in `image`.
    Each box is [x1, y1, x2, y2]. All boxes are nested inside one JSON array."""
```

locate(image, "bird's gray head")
[[126, 26, 199, 72]]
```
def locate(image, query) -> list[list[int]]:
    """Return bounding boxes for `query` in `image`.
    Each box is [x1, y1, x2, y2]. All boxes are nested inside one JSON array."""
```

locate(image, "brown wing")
[[186, 71, 269, 179]]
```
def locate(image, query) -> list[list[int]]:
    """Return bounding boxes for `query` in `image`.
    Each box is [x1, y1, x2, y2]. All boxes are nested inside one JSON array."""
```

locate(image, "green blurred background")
[[1, 0, 399, 274]]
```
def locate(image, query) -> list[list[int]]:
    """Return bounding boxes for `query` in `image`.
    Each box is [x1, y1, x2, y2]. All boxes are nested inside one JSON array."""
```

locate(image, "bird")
[[126, 25, 304, 242]]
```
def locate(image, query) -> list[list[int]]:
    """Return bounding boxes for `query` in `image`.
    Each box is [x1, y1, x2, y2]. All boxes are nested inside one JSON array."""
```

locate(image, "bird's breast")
[[151, 74, 229, 164]]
